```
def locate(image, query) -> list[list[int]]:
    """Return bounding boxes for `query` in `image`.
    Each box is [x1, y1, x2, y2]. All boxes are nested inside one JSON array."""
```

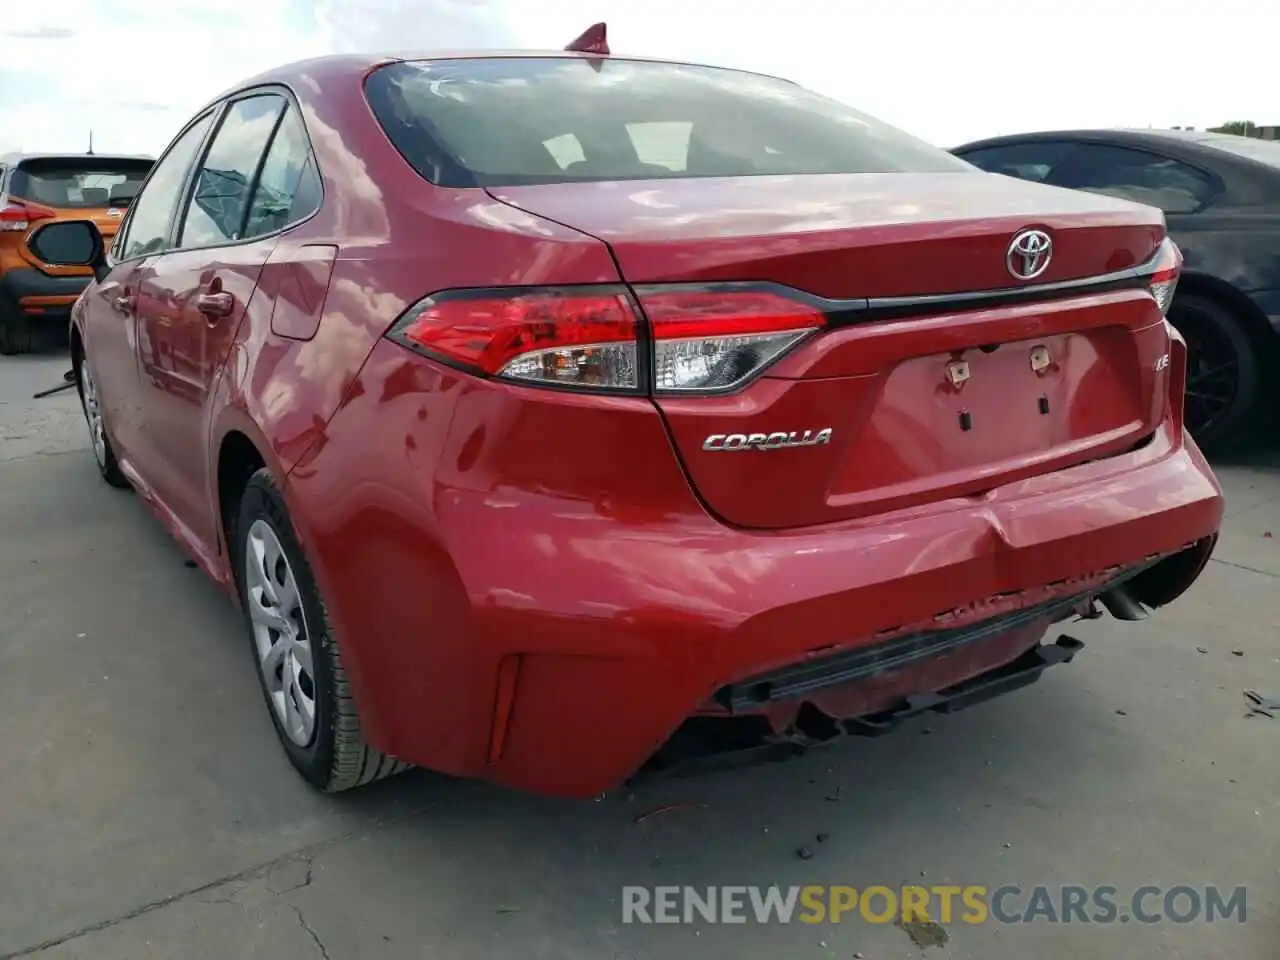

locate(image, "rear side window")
[[242, 106, 322, 239], [11, 157, 152, 209], [956, 142, 1076, 183], [365, 57, 973, 187], [178, 94, 286, 248], [1050, 145, 1216, 213]]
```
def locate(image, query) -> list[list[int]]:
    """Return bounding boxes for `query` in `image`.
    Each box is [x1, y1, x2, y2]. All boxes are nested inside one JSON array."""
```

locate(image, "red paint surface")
[[74, 53, 1224, 798]]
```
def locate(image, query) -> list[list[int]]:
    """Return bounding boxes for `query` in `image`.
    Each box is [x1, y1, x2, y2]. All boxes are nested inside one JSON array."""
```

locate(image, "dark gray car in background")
[[953, 129, 1280, 452]]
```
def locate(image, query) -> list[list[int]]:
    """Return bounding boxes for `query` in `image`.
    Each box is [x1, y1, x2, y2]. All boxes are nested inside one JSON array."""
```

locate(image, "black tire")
[[75, 357, 130, 489], [0, 304, 36, 356], [234, 469, 409, 792], [1167, 293, 1261, 453]]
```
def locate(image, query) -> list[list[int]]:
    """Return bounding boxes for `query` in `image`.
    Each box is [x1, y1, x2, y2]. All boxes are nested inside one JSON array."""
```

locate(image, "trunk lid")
[[491, 172, 1173, 529], [488, 172, 1164, 297]]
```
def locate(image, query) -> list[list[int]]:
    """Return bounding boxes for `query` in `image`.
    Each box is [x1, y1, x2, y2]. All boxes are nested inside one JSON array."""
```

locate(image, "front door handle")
[[195, 290, 234, 320], [113, 293, 134, 312]]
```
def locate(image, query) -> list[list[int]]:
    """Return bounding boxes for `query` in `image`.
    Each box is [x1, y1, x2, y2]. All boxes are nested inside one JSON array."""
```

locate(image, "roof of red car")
[[214, 50, 791, 105]]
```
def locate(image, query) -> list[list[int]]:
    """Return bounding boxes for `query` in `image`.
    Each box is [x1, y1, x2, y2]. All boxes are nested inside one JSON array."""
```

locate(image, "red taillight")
[[1148, 237, 1182, 316], [388, 288, 640, 389], [0, 200, 54, 233], [637, 288, 825, 392], [386, 285, 826, 394]]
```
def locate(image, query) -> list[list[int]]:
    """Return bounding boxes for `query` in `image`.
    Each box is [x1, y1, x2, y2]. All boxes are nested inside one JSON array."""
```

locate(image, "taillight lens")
[[1148, 237, 1182, 316], [637, 288, 825, 393], [385, 284, 824, 394], [387, 288, 640, 390], [0, 200, 54, 233]]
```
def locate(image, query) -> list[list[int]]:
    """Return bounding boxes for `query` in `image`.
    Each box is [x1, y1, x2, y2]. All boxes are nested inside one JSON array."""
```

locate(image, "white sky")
[[0, 0, 1274, 158]]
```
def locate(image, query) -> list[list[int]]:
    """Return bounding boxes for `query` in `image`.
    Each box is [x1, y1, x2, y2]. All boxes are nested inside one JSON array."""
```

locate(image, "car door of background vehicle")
[[82, 111, 217, 465], [134, 92, 321, 553]]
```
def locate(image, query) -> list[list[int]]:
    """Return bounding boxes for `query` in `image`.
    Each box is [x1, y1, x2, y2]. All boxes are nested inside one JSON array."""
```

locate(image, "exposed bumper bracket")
[[840, 634, 1084, 737]]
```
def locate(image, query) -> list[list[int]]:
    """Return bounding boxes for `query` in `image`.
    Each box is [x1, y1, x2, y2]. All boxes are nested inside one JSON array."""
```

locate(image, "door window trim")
[[173, 92, 287, 252], [169, 83, 325, 256], [107, 82, 325, 266], [107, 106, 224, 266]]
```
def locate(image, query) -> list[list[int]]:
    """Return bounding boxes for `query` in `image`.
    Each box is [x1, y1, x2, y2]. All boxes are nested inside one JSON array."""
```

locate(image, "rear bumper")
[[477, 435, 1220, 797], [291, 390, 1222, 796], [0, 267, 88, 319]]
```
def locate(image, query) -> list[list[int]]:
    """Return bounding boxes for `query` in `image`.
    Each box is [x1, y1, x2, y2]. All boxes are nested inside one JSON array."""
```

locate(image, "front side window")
[[365, 57, 974, 187], [1051, 145, 1216, 213], [178, 94, 285, 248], [118, 112, 215, 260]]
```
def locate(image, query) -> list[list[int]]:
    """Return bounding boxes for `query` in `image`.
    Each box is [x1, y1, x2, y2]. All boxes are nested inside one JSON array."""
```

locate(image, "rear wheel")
[[1168, 293, 1260, 452], [235, 469, 409, 792], [76, 357, 129, 488]]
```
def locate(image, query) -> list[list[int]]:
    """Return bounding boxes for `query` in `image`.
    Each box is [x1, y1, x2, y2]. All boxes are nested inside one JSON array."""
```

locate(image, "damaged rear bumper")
[[303, 416, 1222, 799]]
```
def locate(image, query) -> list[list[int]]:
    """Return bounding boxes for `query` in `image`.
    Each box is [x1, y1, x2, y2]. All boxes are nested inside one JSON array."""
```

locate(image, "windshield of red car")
[[365, 57, 972, 188]]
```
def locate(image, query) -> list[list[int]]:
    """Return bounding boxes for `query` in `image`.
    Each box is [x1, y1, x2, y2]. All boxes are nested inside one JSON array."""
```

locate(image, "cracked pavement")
[[1, 351, 1277, 959]]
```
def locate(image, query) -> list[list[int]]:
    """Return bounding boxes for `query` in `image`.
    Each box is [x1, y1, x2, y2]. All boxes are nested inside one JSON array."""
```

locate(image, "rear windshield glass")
[[10, 157, 153, 208], [365, 57, 971, 187], [1203, 136, 1280, 170]]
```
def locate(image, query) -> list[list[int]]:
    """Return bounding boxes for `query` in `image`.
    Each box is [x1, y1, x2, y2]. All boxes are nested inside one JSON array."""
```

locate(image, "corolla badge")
[[702, 429, 834, 451], [1006, 229, 1053, 280]]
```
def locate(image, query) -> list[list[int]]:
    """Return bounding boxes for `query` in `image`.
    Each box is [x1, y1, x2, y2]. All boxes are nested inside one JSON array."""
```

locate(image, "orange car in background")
[[0, 152, 153, 354]]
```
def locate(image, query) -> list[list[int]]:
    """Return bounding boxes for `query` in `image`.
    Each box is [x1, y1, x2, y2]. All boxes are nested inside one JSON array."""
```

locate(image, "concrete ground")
[[1, 349, 1276, 960]]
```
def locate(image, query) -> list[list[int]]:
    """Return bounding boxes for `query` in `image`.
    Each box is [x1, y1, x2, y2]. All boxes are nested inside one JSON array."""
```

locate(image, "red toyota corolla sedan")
[[40, 42, 1223, 798]]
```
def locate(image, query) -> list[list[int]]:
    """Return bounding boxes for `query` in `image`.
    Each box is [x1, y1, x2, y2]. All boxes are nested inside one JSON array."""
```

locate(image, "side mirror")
[[27, 220, 107, 280]]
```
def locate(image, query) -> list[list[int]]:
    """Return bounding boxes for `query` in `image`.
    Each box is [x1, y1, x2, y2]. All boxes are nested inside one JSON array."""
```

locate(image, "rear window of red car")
[[365, 57, 972, 188], [10, 157, 153, 209]]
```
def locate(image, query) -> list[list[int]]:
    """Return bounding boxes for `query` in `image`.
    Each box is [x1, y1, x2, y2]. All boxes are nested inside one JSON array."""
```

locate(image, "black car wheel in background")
[[953, 129, 1280, 453], [1169, 293, 1259, 446]]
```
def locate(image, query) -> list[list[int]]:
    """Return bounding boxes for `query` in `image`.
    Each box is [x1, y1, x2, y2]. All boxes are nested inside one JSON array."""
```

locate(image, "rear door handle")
[[195, 291, 234, 319]]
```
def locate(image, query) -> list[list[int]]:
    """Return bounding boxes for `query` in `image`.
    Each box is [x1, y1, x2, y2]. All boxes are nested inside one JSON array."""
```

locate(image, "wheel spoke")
[[262, 632, 290, 680], [1186, 388, 1233, 403], [283, 668, 302, 736], [249, 536, 280, 606], [248, 587, 291, 635], [292, 635, 314, 677], [290, 659, 316, 738], [275, 569, 299, 616]]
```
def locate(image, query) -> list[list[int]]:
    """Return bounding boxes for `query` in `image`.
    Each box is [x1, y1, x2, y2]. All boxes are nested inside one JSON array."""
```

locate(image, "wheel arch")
[[212, 411, 390, 758], [210, 409, 296, 571], [1175, 271, 1280, 363], [215, 428, 268, 569], [210, 411, 332, 608]]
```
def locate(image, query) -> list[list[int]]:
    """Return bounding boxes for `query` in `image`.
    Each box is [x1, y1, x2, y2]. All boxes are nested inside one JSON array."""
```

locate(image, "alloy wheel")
[[245, 519, 318, 747], [79, 361, 108, 468]]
